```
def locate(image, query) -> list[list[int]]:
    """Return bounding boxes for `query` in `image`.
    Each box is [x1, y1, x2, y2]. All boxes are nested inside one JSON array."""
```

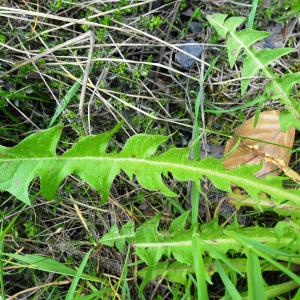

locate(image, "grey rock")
[[182, 7, 194, 17], [200, 144, 224, 159], [175, 39, 203, 69], [189, 21, 202, 33], [263, 23, 284, 49]]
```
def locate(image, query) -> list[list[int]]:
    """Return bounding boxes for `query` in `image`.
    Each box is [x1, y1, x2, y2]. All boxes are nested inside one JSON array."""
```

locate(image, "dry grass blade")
[[224, 110, 296, 178]]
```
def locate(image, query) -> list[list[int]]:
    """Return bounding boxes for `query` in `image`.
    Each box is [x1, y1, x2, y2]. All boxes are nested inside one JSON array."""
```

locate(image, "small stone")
[[182, 7, 194, 17], [175, 39, 203, 69], [189, 21, 202, 33], [200, 144, 224, 159], [263, 23, 284, 49]]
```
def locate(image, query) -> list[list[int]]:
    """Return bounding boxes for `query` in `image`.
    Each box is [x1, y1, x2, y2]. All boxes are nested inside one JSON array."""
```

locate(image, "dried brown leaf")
[[224, 110, 295, 178]]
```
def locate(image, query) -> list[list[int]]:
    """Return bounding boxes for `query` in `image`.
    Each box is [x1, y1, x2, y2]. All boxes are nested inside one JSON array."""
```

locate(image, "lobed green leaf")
[[101, 214, 300, 290], [241, 47, 294, 94], [207, 13, 299, 128], [1, 125, 300, 207]]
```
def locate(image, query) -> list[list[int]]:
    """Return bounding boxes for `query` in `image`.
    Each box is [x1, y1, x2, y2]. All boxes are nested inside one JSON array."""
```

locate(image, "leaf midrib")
[[1, 155, 299, 204], [134, 236, 293, 248]]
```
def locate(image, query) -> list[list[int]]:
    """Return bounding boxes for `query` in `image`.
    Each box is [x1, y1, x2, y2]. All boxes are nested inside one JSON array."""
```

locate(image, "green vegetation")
[[0, 1, 300, 299]]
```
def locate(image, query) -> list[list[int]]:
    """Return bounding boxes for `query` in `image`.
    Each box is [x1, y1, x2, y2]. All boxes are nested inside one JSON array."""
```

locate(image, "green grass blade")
[[215, 260, 242, 300], [253, 250, 300, 285], [226, 231, 300, 258], [246, 249, 267, 300], [115, 246, 131, 300], [205, 95, 264, 114], [73, 290, 111, 300], [264, 281, 299, 299], [292, 287, 300, 300], [191, 183, 200, 226], [48, 79, 81, 127], [227, 232, 300, 285], [191, 56, 218, 226], [191, 64, 203, 227], [0, 233, 4, 299], [2, 253, 101, 282], [0, 212, 22, 241], [247, 0, 259, 29], [192, 232, 209, 300], [65, 249, 92, 300], [0, 212, 22, 299]]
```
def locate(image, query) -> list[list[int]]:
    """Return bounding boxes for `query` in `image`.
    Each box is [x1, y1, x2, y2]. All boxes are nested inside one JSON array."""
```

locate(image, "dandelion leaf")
[[207, 13, 296, 120], [1, 126, 300, 207]]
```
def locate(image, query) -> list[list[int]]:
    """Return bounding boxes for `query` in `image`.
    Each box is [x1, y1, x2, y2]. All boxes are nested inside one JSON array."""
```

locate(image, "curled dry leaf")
[[224, 110, 296, 178]]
